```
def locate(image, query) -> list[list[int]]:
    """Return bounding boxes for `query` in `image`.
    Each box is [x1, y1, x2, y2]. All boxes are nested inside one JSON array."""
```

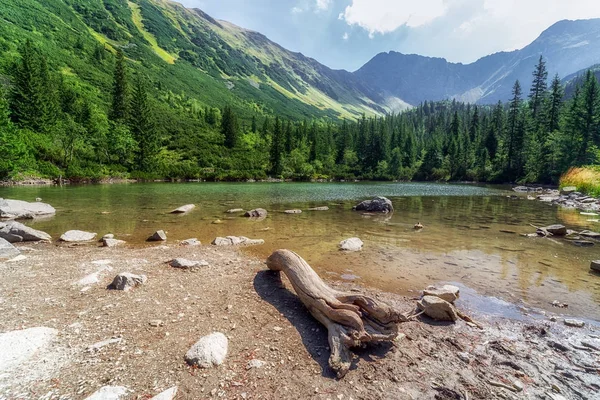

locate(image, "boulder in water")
[[0, 221, 51, 242], [0, 198, 56, 220], [147, 230, 167, 241], [339, 237, 363, 252], [244, 208, 267, 218], [353, 197, 394, 213], [560, 186, 577, 195], [417, 295, 458, 322], [423, 285, 460, 303], [60, 230, 97, 242], [545, 225, 567, 236]]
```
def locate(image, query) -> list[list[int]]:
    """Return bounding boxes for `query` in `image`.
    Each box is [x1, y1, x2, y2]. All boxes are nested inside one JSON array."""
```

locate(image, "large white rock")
[[417, 296, 458, 322], [60, 230, 97, 242], [150, 386, 178, 400], [0, 221, 52, 242], [170, 204, 195, 214], [211, 236, 264, 246], [0, 198, 56, 220], [0, 237, 20, 260], [0, 327, 57, 375], [84, 386, 129, 400], [353, 197, 394, 213], [423, 285, 460, 303], [339, 237, 363, 252], [185, 332, 228, 368]]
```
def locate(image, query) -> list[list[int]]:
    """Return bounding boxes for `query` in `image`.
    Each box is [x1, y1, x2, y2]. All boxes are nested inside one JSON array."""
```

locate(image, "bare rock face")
[[0, 237, 21, 260], [211, 236, 264, 246], [0, 198, 56, 220], [0, 221, 51, 243], [185, 332, 228, 368], [339, 237, 363, 251], [353, 197, 394, 213], [423, 285, 460, 303], [169, 258, 208, 269], [170, 204, 195, 214], [417, 295, 458, 321], [60, 230, 97, 242], [244, 208, 267, 218], [147, 230, 167, 241], [108, 272, 147, 291]]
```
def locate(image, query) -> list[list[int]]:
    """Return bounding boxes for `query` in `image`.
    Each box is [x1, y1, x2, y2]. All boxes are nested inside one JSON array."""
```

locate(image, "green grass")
[[559, 166, 600, 196]]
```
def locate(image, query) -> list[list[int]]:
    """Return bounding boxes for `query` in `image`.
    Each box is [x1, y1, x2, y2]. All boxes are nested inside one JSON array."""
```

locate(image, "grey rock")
[[580, 230, 600, 239], [0, 221, 52, 243], [101, 234, 115, 241], [560, 186, 577, 195], [211, 236, 264, 246], [87, 337, 123, 352], [226, 208, 244, 214], [244, 208, 267, 218], [564, 319, 585, 328], [147, 230, 167, 241], [284, 209, 302, 214], [150, 386, 178, 400], [0, 237, 20, 260], [0, 327, 58, 380], [103, 238, 126, 248], [185, 332, 228, 368], [246, 359, 266, 369], [545, 225, 567, 236], [417, 295, 458, 321], [307, 206, 329, 211], [170, 204, 195, 214], [423, 285, 460, 303], [339, 237, 363, 251], [0, 198, 56, 220], [84, 386, 128, 400], [457, 352, 470, 363], [169, 258, 208, 269], [60, 230, 97, 242], [591, 260, 600, 272], [353, 196, 394, 213], [108, 272, 147, 291], [181, 238, 200, 246]]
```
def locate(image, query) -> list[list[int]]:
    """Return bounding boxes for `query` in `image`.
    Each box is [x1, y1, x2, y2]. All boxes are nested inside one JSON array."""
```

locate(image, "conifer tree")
[[529, 55, 548, 124], [546, 74, 563, 133], [110, 49, 128, 121], [221, 106, 238, 148], [270, 117, 283, 175], [129, 74, 158, 171], [506, 80, 523, 174]]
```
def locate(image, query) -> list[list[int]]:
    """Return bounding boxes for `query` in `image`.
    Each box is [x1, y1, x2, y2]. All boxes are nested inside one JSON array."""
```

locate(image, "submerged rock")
[[169, 258, 208, 269], [0, 237, 21, 260], [170, 204, 195, 214], [211, 236, 264, 246], [339, 237, 363, 252], [423, 285, 460, 303], [108, 272, 147, 291], [226, 208, 244, 214], [60, 230, 97, 242], [353, 197, 394, 213], [181, 238, 200, 246], [0, 198, 56, 220], [147, 230, 167, 241], [185, 332, 228, 368], [244, 208, 267, 218], [545, 225, 567, 236], [0, 221, 51, 243], [307, 206, 329, 211], [417, 295, 458, 322], [580, 230, 600, 239]]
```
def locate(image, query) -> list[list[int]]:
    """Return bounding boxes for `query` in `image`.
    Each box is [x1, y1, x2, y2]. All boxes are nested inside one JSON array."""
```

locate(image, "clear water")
[[2, 182, 599, 321]]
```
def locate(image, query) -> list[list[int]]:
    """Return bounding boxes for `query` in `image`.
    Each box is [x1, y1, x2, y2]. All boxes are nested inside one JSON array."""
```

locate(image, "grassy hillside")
[[0, 0, 385, 121]]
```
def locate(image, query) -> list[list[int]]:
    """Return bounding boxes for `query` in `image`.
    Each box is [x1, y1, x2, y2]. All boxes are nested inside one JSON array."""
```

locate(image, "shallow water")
[[2, 182, 600, 321]]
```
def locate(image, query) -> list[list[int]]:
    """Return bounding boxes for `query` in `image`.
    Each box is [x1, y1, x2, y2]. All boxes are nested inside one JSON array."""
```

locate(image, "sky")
[[179, 0, 600, 71]]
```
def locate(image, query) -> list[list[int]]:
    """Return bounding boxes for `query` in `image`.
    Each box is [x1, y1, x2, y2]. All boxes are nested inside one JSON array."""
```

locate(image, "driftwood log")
[[266, 249, 410, 378]]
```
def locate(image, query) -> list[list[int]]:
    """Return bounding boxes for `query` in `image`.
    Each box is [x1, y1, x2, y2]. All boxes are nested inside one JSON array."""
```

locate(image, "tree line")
[[1, 41, 599, 183]]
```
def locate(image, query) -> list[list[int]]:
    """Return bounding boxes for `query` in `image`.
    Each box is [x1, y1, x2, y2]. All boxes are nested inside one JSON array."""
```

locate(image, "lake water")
[[2, 182, 600, 321]]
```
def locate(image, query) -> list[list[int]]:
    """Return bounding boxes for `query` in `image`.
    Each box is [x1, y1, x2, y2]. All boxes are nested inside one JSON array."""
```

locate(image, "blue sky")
[[179, 0, 600, 72]]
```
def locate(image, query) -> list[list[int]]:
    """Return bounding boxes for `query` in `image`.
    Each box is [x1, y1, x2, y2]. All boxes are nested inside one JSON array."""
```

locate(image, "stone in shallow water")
[[284, 209, 302, 214], [181, 238, 200, 246], [211, 236, 264, 246], [0, 198, 56, 220], [103, 238, 126, 248], [244, 208, 267, 218], [226, 208, 244, 213], [307, 206, 329, 211], [423, 285, 460, 303], [185, 332, 228, 368], [353, 197, 394, 213], [339, 237, 363, 251], [417, 296, 458, 322], [545, 225, 567, 236], [147, 230, 167, 241], [564, 319, 585, 328], [60, 230, 97, 242], [0, 221, 52, 243], [170, 204, 195, 214]]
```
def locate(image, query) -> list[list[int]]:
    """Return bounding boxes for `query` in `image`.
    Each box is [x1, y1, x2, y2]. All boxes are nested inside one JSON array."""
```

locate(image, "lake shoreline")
[[0, 243, 598, 399]]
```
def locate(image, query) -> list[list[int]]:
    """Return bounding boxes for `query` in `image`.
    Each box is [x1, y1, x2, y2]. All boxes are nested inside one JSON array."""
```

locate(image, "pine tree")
[[546, 74, 563, 133], [221, 106, 238, 148], [270, 117, 283, 175], [129, 74, 158, 171], [577, 70, 600, 164], [506, 80, 523, 174], [110, 49, 128, 121], [529, 55, 548, 124], [251, 115, 257, 133]]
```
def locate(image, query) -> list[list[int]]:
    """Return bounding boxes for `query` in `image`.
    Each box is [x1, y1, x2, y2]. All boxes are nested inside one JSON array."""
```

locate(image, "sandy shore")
[[0, 243, 598, 400]]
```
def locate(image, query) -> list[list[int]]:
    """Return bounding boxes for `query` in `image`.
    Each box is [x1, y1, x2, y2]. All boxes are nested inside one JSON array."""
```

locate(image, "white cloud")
[[342, 32, 349, 40], [342, 0, 447, 34], [291, 6, 303, 14], [315, 0, 332, 11]]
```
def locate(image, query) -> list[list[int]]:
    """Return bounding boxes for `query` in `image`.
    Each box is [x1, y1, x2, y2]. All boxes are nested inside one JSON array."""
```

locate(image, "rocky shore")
[[513, 185, 600, 212]]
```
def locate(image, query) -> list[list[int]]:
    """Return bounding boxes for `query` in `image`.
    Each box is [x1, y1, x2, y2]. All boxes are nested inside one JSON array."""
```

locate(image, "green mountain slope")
[[0, 0, 388, 120]]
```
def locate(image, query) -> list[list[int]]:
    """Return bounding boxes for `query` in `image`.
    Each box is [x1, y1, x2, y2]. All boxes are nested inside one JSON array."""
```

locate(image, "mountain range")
[[1, 0, 600, 119]]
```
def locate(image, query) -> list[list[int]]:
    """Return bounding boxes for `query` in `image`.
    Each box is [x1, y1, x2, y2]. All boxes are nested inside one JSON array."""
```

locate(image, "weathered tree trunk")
[[266, 249, 410, 378]]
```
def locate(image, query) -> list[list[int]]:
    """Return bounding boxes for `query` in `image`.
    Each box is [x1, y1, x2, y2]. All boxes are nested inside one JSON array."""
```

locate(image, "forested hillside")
[[0, 0, 599, 183]]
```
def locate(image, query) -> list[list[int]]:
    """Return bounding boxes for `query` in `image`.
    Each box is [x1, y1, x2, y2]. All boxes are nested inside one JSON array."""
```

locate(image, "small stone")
[[60, 230, 97, 242], [417, 296, 458, 321], [108, 272, 147, 291], [102, 234, 115, 240], [6, 254, 27, 263], [307, 206, 329, 211], [211, 236, 264, 246], [564, 319, 585, 328], [103, 238, 126, 248], [147, 230, 167, 242], [150, 387, 178, 400], [212, 219, 224, 224], [84, 386, 128, 400], [0, 237, 20, 260], [423, 285, 460, 303], [181, 238, 200, 246], [170, 204, 195, 214], [244, 208, 267, 218], [149, 320, 164, 327], [226, 208, 244, 213], [457, 352, 470, 363], [185, 332, 228, 368], [169, 258, 208, 269], [560, 186, 577, 195], [339, 237, 363, 252], [545, 225, 567, 236], [284, 209, 302, 214], [273, 326, 283, 332], [246, 359, 266, 369], [512, 380, 524, 392]]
